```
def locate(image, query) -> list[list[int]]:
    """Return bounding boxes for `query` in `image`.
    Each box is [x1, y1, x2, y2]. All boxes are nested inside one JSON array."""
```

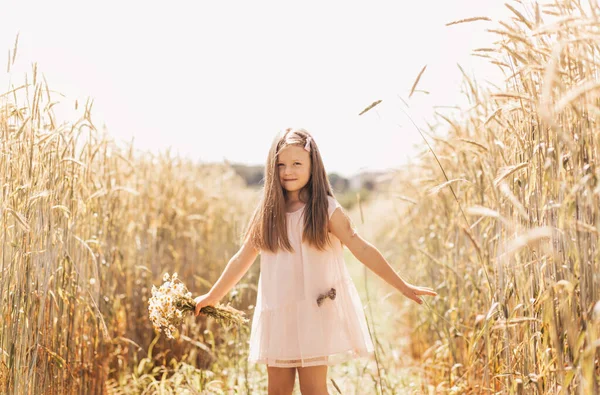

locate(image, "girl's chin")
[[281, 180, 308, 192], [283, 186, 302, 193]]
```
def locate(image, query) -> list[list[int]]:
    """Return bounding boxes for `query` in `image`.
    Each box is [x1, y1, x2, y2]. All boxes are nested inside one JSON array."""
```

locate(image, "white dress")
[[248, 195, 374, 367]]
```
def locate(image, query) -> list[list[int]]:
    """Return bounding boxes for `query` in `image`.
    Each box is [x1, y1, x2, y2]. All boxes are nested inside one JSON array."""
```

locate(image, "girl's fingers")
[[403, 287, 433, 303], [416, 287, 437, 296], [407, 290, 422, 304]]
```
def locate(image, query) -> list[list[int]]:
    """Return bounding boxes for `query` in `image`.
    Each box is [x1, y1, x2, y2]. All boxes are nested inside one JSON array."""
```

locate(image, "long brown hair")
[[244, 128, 335, 253]]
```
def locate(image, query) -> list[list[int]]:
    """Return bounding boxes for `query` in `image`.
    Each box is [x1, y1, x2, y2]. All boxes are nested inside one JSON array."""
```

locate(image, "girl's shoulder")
[[326, 195, 342, 219]]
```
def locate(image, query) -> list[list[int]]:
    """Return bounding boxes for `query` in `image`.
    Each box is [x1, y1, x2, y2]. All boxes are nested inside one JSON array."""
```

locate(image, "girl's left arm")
[[328, 208, 437, 304]]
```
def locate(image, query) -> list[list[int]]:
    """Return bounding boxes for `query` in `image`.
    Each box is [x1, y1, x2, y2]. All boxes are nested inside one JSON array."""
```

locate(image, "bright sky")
[[2, 1, 512, 177]]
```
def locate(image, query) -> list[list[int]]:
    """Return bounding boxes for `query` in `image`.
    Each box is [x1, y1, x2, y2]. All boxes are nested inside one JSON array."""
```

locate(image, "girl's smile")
[[277, 145, 311, 198]]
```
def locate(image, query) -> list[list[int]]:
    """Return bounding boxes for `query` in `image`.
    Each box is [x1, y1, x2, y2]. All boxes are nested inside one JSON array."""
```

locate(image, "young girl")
[[194, 128, 436, 394]]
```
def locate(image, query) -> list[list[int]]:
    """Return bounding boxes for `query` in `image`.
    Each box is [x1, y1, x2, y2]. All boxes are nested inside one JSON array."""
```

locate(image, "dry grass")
[[378, 0, 600, 393], [2, 0, 600, 393], [0, 65, 261, 393]]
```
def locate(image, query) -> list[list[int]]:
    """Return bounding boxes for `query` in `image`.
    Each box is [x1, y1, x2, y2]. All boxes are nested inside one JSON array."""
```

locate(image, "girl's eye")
[[294, 162, 301, 166]]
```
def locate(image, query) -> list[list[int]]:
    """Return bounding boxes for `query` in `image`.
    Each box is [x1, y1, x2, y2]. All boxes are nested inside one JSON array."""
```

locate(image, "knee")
[[268, 370, 295, 395], [299, 381, 329, 395], [269, 387, 294, 395], [269, 383, 295, 395]]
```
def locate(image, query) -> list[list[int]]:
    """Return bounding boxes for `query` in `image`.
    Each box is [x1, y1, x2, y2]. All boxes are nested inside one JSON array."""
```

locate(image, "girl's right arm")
[[328, 208, 437, 304], [194, 239, 259, 316]]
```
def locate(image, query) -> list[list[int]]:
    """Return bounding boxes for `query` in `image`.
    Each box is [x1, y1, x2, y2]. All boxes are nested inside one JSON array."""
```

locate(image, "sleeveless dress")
[[248, 195, 375, 367]]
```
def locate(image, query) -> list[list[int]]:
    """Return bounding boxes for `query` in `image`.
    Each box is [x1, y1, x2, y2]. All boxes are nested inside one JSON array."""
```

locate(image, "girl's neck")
[[286, 190, 307, 204], [287, 195, 300, 203]]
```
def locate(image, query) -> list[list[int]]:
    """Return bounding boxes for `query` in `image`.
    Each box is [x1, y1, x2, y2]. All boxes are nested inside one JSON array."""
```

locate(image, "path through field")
[[315, 251, 426, 395], [312, 196, 429, 395]]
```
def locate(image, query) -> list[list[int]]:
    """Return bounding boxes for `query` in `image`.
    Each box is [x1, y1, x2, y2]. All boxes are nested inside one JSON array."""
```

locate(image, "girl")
[[194, 128, 436, 394]]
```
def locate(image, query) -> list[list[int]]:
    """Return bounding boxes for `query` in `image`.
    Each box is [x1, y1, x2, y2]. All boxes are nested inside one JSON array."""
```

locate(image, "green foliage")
[[335, 188, 372, 211]]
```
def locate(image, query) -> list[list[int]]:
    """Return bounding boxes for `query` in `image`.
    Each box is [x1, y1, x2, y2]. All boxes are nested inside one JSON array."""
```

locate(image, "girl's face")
[[277, 145, 311, 197]]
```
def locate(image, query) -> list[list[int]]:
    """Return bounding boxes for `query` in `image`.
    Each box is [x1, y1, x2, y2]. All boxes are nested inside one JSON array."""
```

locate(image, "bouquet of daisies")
[[148, 272, 249, 339]]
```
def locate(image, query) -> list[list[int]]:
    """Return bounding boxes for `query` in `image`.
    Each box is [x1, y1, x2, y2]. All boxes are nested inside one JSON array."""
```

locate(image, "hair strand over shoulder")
[[243, 128, 336, 253]]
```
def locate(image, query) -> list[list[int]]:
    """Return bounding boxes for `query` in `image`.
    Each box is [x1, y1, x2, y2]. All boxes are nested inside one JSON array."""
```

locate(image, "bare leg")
[[267, 366, 296, 395], [298, 365, 329, 395]]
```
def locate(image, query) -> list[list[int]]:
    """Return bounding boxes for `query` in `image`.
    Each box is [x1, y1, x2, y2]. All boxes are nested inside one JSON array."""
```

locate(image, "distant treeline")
[[230, 163, 386, 194]]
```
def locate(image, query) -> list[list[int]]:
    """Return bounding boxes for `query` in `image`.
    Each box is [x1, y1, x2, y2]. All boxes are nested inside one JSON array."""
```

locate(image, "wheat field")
[[379, 0, 600, 393], [1, 0, 600, 394]]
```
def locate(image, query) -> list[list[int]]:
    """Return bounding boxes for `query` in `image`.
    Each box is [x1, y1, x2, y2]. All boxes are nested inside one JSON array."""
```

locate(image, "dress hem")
[[248, 348, 374, 368]]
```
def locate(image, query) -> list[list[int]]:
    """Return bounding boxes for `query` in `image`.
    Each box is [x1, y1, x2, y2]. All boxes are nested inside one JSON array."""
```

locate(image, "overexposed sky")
[[2, 1, 512, 177]]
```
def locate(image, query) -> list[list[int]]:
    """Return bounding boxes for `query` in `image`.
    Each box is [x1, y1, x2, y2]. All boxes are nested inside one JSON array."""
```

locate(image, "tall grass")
[[0, 64, 260, 393], [384, 0, 600, 393], [3, 0, 600, 393]]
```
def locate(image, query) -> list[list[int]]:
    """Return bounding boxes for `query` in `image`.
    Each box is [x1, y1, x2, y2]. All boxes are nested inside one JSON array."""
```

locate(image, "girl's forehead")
[[277, 145, 309, 160]]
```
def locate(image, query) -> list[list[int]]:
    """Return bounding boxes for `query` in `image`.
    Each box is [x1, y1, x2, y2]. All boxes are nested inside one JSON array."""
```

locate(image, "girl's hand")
[[194, 293, 219, 317], [400, 283, 437, 305]]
